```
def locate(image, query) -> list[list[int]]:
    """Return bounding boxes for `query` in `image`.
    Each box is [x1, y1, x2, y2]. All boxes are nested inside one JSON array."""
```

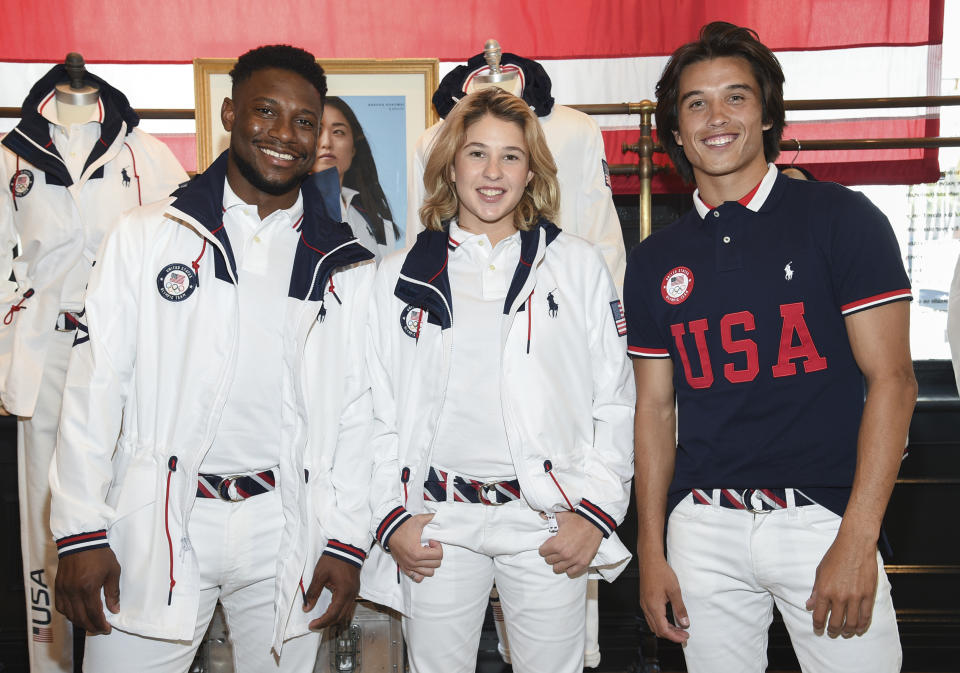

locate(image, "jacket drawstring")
[[327, 277, 341, 305], [123, 142, 142, 206], [3, 288, 34, 325], [415, 310, 424, 342], [192, 221, 223, 274], [543, 459, 573, 511], [164, 456, 178, 605], [526, 291, 534, 354]]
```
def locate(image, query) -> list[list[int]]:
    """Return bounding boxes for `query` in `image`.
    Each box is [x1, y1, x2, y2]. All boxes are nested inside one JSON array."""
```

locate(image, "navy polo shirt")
[[624, 167, 911, 516]]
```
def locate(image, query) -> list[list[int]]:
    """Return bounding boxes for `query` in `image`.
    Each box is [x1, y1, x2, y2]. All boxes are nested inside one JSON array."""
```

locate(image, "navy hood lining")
[[395, 218, 561, 328], [1, 64, 139, 187], [432, 53, 555, 119], [168, 153, 370, 289]]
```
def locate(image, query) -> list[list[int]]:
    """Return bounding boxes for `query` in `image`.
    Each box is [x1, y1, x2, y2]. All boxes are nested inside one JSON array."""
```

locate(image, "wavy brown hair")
[[420, 88, 559, 232], [655, 22, 785, 183]]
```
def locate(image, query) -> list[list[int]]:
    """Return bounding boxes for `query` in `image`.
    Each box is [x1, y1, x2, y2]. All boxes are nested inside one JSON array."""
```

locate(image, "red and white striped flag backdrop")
[[0, 0, 943, 192]]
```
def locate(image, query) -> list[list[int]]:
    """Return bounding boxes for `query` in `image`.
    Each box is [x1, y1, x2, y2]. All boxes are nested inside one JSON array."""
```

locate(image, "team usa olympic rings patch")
[[661, 266, 694, 305], [157, 263, 198, 302], [400, 305, 425, 339], [10, 169, 34, 197]]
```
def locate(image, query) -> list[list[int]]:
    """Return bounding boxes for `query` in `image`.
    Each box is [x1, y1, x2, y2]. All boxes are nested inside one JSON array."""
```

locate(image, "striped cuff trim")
[[841, 289, 912, 315], [575, 499, 616, 538], [322, 539, 367, 569], [56, 530, 109, 558], [376, 506, 412, 551], [627, 345, 670, 358]]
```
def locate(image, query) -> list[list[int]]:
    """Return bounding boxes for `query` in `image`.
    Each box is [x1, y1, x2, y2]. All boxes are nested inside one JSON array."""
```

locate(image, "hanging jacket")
[[0, 64, 187, 415], [360, 220, 635, 614], [49, 153, 375, 651]]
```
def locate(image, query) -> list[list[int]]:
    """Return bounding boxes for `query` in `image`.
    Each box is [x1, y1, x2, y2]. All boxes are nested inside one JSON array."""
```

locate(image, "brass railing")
[[3, 94, 959, 241]]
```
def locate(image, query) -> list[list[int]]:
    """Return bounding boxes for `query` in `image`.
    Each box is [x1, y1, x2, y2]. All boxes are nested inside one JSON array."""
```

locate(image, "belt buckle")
[[478, 482, 505, 506], [217, 475, 246, 502], [742, 488, 770, 514]]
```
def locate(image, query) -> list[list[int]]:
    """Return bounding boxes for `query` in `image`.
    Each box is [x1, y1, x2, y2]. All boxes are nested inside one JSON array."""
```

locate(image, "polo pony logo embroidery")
[[546, 290, 559, 318], [121, 168, 131, 187], [784, 261, 794, 281]]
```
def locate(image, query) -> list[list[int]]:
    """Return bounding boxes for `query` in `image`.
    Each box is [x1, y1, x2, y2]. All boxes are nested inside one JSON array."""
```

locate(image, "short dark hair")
[[230, 45, 327, 102], [655, 22, 785, 183]]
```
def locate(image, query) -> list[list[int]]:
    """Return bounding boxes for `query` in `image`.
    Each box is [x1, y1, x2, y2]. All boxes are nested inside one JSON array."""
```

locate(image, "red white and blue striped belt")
[[423, 466, 521, 506], [197, 469, 276, 502], [691, 488, 815, 513]]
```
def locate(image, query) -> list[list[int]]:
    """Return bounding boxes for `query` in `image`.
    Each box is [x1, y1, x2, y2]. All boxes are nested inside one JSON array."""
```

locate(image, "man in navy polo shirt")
[[624, 22, 917, 672]]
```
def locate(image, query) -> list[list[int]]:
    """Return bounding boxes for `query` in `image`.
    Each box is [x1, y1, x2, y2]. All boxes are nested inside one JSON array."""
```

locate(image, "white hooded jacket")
[[359, 220, 635, 613], [49, 155, 375, 650]]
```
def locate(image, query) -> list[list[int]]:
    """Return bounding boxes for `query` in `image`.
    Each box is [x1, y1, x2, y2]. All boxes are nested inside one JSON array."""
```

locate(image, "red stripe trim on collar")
[[701, 176, 765, 210]]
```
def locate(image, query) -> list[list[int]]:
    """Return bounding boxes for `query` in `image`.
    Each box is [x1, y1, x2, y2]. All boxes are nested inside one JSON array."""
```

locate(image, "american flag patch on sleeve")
[[609, 300, 627, 336], [602, 159, 611, 189]]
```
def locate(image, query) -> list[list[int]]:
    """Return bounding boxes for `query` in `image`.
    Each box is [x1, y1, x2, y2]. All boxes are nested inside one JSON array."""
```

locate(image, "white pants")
[[18, 329, 74, 673], [667, 493, 901, 673], [83, 489, 319, 673], [494, 578, 601, 667], [404, 499, 587, 673]]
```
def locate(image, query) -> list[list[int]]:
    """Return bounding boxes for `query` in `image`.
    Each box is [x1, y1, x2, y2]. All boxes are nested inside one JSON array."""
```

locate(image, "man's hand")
[[305, 555, 361, 631], [388, 513, 442, 582], [805, 530, 879, 638], [537, 511, 603, 578], [55, 547, 121, 635], [637, 555, 690, 644]]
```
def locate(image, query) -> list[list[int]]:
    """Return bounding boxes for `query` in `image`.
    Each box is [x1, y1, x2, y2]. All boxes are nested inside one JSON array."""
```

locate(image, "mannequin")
[[55, 52, 99, 125], [404, 40, 623, 668], [0, 53, 187, 673]]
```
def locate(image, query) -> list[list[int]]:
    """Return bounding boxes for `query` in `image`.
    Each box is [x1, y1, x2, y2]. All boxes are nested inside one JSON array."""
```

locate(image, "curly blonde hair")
[[419, 88, 559, 232]]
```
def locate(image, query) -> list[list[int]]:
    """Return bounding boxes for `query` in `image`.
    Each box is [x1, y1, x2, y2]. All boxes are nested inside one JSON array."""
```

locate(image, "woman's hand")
[[537, 511, 603, 578], [388, 513, 443, 582]]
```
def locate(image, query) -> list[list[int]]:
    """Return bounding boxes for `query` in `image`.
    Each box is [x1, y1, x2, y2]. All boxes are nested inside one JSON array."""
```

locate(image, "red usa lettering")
[[670, 302, 827, 388]]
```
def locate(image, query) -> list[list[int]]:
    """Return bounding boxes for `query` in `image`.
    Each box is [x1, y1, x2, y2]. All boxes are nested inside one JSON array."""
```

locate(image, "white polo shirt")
[[201, 180, 303, 474], [430, 220, 518, 480], [40, 96, 103, 183]]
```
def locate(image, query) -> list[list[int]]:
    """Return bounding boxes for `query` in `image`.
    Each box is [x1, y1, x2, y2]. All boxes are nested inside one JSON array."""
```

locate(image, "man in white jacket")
[[49, 45, 375, 673]]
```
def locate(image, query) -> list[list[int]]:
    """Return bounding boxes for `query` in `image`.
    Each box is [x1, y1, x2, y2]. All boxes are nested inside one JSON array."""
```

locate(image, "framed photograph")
[[193, 58, 439, 244]]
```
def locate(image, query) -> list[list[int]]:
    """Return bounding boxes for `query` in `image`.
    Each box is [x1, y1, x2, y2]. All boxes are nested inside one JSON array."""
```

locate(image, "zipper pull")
[[401, 467, 410, 504]]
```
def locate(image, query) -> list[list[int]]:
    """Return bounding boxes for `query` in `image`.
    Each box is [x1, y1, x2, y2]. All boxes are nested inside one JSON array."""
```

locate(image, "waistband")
[[197, 469, 276, 502], [691, 488, 816, 513], [423, 466, 521, 506]]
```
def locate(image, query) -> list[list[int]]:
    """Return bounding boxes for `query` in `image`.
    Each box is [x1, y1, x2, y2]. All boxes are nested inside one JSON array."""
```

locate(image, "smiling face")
[[222, 67, 322, 209], [450, 114, 533, 237], [314, 103, 356, 184], [674, 56, 771, 202]]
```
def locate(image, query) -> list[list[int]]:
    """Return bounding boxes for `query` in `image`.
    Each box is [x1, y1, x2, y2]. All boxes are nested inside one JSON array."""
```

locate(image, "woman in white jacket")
[[360, 88, 635, 673], [314, 96, 399, 262]]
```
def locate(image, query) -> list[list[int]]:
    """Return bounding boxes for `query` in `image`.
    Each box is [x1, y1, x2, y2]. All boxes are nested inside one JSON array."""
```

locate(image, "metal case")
[[316, 600, 405, 673]]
